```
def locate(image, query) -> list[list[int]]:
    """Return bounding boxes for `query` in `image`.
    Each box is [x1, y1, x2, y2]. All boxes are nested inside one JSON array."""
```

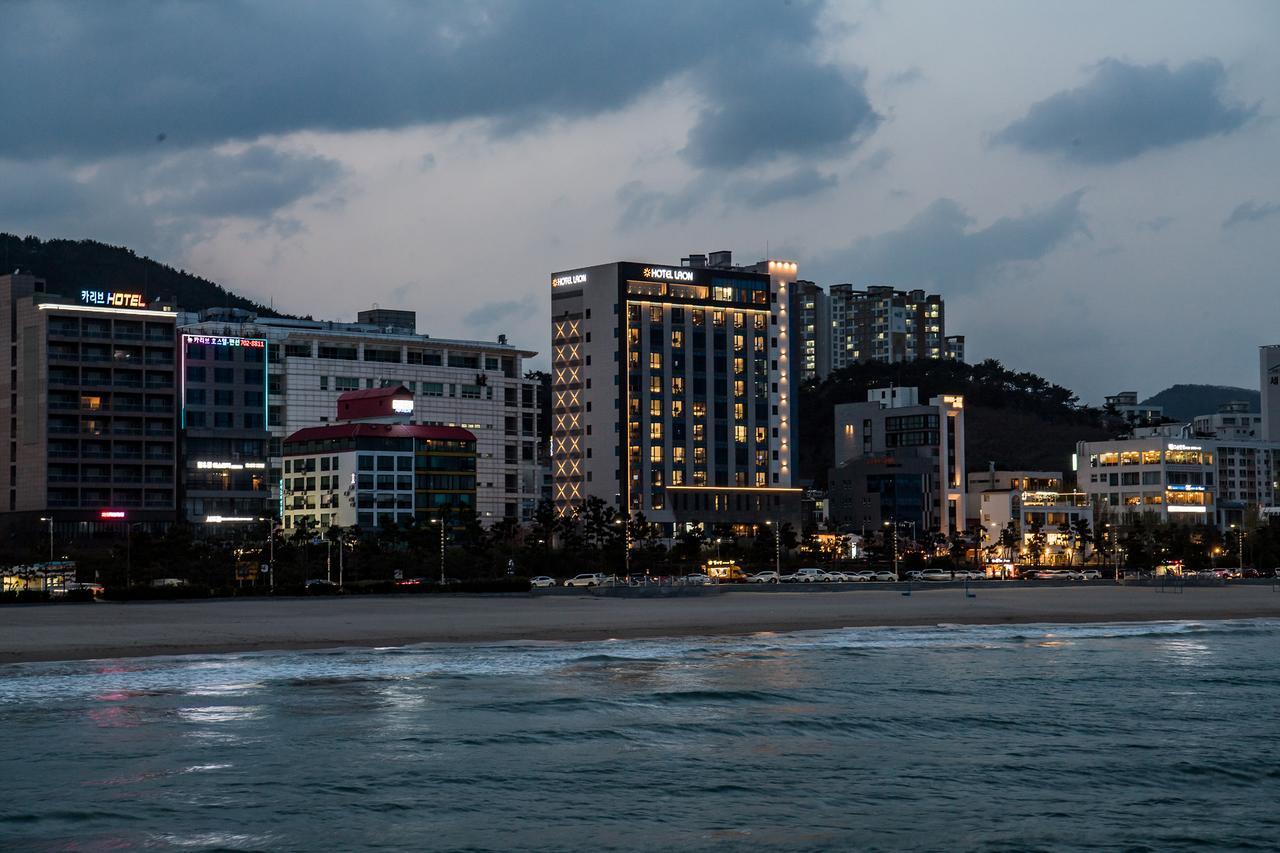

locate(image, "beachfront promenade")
[[3, 584, 1280, 664]]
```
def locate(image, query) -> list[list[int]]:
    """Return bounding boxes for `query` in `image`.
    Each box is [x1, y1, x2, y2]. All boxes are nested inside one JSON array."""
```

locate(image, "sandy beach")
[[2, 584, 1279, 664]]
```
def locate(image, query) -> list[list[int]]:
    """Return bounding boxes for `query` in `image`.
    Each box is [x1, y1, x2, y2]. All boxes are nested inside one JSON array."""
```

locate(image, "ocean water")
[[3, 621, 1279, 852]]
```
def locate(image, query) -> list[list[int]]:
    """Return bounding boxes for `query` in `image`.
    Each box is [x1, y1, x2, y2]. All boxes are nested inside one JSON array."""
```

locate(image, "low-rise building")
[[1075, 435, 1217, 525], [965, 470, 1062, 523], [1104, 391, 1163, 428], [977, 489, 1092, 566], [281, 386, 476, 533], [828, 387, 965, 534]]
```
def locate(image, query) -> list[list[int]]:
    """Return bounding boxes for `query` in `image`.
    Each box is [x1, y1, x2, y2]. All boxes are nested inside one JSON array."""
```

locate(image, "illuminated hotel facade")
[[1, 273, 179, 535], [549, 251, 801, 532]]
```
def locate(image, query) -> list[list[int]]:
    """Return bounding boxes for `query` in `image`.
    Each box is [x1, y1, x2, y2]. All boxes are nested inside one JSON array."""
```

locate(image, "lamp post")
[[267, 522, 282, 591], [38, 516, 54, 563], [766, 520, 780, 580], [615, 517, 630, 579], [433, 517, 445, 585], [883, 520, 898, 580]]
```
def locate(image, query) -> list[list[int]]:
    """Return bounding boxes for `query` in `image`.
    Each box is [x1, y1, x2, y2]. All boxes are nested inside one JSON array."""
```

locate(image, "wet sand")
[[3, 584, 1279, 663]]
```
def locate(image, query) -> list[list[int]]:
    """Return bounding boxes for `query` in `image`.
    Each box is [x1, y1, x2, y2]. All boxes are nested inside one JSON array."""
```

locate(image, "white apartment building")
[[179, 308, 541, 524], [977, 489, 1092, 566], [1075, 435, 1218, 525]]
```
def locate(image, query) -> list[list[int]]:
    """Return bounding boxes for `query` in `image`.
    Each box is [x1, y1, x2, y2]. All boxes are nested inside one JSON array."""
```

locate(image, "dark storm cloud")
[[682, 55, 879, 169], [1223, 200, 1280, 229], [0, 0, 853, 164], [993, 58, 1258, 164], [726, 168, 839, 208], [0, 147, 342, 251], [813, 191, 1089, 290]]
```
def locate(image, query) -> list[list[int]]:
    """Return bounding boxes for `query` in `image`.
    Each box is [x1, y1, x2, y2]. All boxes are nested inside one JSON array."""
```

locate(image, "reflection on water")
[[2, 619, 1278, 852]]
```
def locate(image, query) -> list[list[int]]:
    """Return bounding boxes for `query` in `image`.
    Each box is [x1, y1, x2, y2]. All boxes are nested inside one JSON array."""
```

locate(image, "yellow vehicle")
[[703, 560, 748, 583]]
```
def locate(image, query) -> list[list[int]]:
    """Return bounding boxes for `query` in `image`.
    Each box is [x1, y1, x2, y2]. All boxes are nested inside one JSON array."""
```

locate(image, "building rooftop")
[[283, 423, 476, 446]]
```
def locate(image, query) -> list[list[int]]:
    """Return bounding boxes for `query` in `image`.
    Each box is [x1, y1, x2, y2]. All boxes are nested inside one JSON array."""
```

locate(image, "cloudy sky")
[[2, 0, 1277, 403]]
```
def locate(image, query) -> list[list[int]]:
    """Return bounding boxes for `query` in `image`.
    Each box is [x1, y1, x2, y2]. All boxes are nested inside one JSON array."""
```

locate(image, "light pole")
[[766, 520, 780, 580], [38, 516, 54, 563], [884, 520, 898, 580], [267, 522, 282, 591], [433, 517, 445, 585]]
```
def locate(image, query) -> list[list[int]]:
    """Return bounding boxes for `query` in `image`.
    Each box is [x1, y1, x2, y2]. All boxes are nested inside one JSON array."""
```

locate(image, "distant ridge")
[[1141, 384, 1260, 422], [0, 233, 284, 317]]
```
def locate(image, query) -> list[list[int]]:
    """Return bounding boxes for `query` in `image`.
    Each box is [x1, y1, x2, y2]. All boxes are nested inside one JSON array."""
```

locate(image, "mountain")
[[1141, 384, 1260, 422], [0, 233, 281, 316], [799, 359, 1119, 487]]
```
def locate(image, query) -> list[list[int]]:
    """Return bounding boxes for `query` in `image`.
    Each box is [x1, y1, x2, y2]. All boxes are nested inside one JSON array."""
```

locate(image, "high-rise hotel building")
[[1, 273, 179, 535], [550, 251, 801, 532]]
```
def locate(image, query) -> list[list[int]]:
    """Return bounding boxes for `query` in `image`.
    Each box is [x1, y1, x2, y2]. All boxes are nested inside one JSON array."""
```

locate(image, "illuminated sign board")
[[1167, 443, 1202, 451], [391, 399, 414, 414], [196, 461, 266, 470], [552, 273, 588, 287], [1167, 506, 1207, 514], [205, 515, 258, 523], [81, 290, 146, 308], [641, 267, 695, 282], [99, 510, 127, 520], [184, 335, 266, 349], [1166, 484, 1206, 491]]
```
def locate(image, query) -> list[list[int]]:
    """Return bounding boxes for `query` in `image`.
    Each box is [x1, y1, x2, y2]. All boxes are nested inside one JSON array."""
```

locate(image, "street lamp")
[[1230, 523, 1243, 571], [38, 516, 54, 563], [267, 522, 282, 591], [766, 520, 780, 580], [883, 520, 898, 580], [615, 517, 630, 579], [432, 517, 445, 585]]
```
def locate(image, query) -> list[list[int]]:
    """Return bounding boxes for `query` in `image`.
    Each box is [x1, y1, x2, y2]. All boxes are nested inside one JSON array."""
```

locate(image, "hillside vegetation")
[[1, 233, 281, 316], [799, 359, 1118, 485], [1142, 383, 1260, 422]]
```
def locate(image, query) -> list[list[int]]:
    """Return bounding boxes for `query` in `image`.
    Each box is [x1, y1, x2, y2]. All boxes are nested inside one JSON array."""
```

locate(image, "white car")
[[872, 571, 897, 582], [681, 573, 709, 585], [793, 568, 831, 583], [850, 571, 874, 582], [530, 576, 555, 588], [747, 571, 780, 584], [906, 570, 924, 581], [564, 573, 607, 588], [825, 570, 850, 582], [920, 569, 951, 582]]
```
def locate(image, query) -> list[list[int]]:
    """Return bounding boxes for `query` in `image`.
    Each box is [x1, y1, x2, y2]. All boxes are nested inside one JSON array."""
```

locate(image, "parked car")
[[529, 576, 556, 588], [906, 570, 924, 581], [920, 569, 951, 582], [564, 573, 607, 588], [1077, 569, 1101, 580], [793, 568, 832, 583], [748, 571, 780, 584], [681, 573, 709, 585], [872, 571, 897, 582], [824, 570, 851, 582]]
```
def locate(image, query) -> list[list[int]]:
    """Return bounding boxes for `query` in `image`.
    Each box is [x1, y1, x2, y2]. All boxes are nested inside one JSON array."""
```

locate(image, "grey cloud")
[[0, 146, 343, 255], [462, 294, 538, 330], [884, 67, 923, 87], [683, 54, 879, 169], [812, 191, 1089, 291], [1138, 215, 1175, 232], [1223, 200, 1280, 229], [726, 168, 838, 208], [615, 177, 714, 230], [993, 58, 1258, 164], [0, 0, 835, 163]]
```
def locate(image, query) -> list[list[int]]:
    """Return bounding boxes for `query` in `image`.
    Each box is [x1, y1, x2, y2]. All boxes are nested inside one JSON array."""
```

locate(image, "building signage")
[[1166, 443, 1202, 451], [81, 290, 146, 308], [196, 461, 267, 470], [391, 399, 414, 414], [183, 334, 267, 349], [641, 267, 695, 282], [552, 273, 588, 288], [99, 510, 127, 519]]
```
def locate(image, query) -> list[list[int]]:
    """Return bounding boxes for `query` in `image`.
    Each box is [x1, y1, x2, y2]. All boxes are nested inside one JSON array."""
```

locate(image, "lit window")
[[672, 377, 684, 395], [734, 380, 745, 397], [650, 399, 662, 417], [693, 424, 705, 440], [755, 427, 767, 444], [692, 402, 706, 418], [650, 422, 663, 440], [671, 469, 685, 485], [671, 330, 683, 348], [650, 446, 664, 463], [693, 447, 706, 464], [650, 352, 662, 370], [673, 446, 686, 463], [734, 312, 744, 328], [734, 403, 745, 420], [672, 400, 684, 418], [734, 357, 745, 374], [713, 311, 725, 327], [650, 376, 662, 394], [650, 307, 662, 323], [735, 425, 747, 444]]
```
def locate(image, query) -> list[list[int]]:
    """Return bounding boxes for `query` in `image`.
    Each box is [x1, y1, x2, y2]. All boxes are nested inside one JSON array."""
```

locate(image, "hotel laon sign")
[[641, 267, 695, 282]]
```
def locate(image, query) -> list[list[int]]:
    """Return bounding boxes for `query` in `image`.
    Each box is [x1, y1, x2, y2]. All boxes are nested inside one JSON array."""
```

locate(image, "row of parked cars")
[[534, 566, 1119, 588]]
